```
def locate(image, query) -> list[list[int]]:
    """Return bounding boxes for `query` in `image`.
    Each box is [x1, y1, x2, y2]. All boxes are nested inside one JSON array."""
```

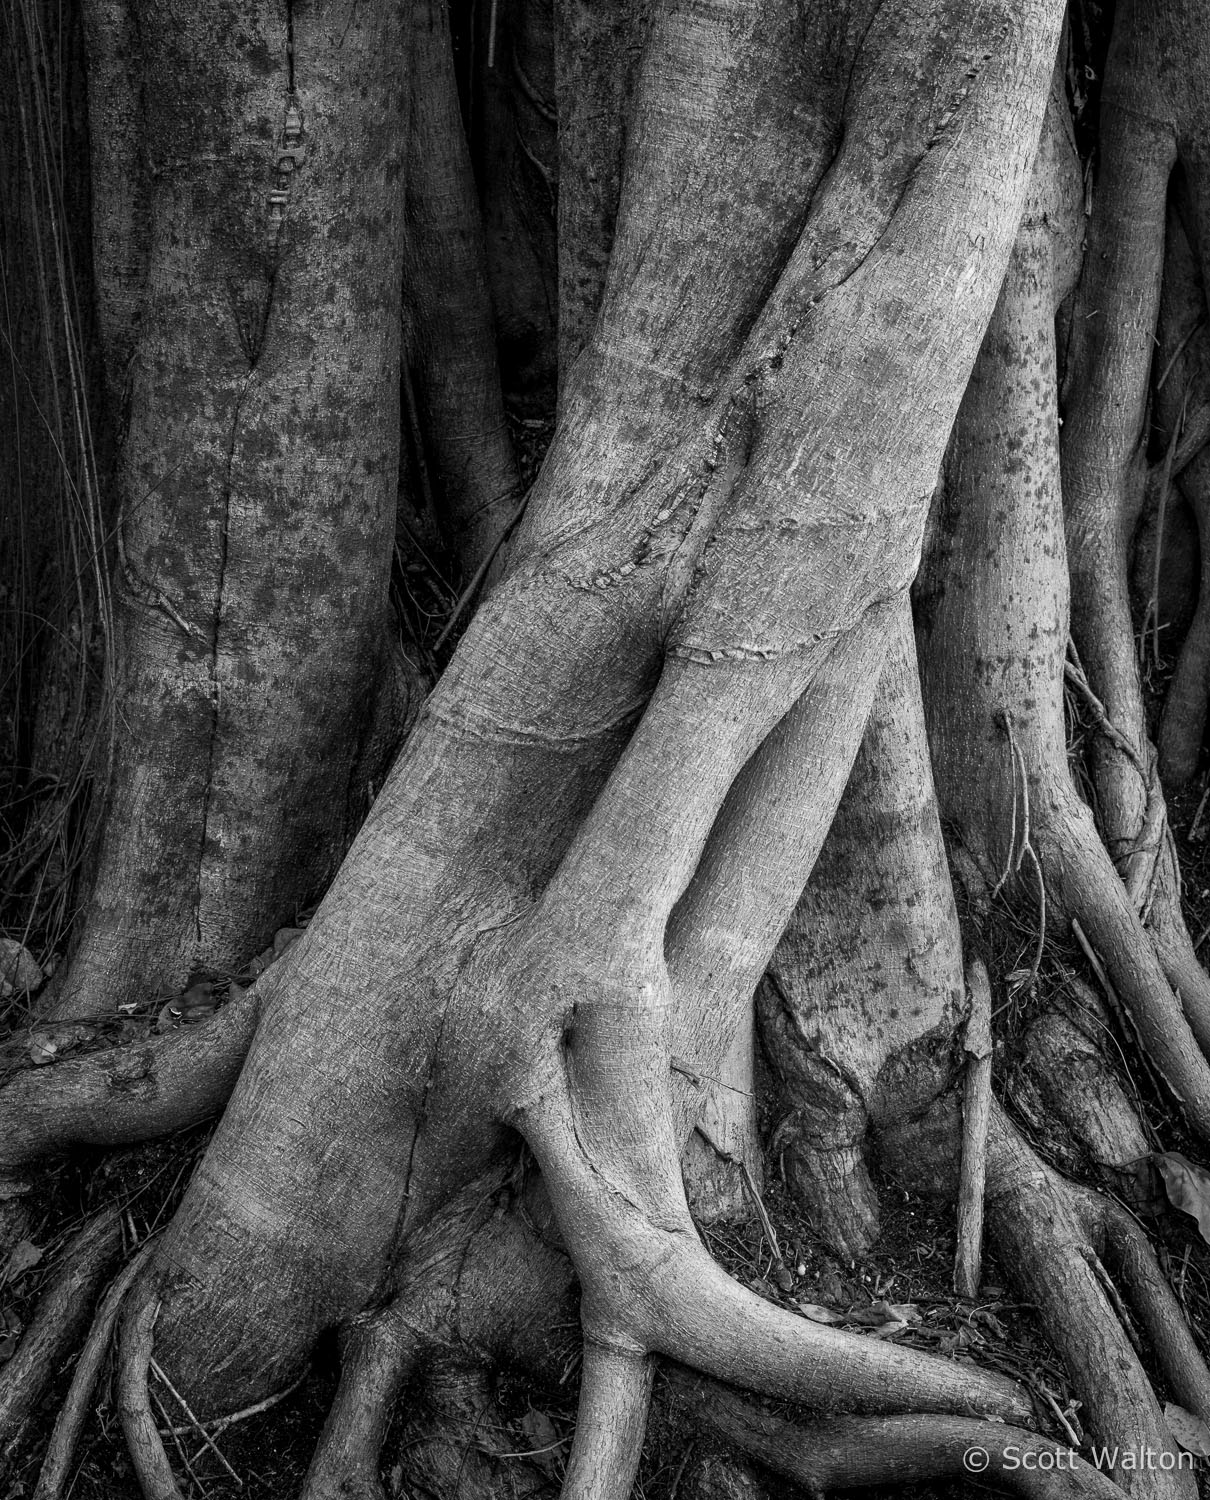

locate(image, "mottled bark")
[[51, 0, 420, 1019]]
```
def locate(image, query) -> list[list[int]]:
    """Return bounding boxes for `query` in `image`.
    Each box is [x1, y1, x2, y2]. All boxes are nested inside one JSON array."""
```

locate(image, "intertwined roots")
[[9, 0, 1210, 1498]]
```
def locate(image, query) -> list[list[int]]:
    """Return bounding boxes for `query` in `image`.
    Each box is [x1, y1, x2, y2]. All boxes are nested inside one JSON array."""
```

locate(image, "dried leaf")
[[794, 1303, 846, 1325], [3, 1239, 42, 1282], [514, 1408, 565, 1478], [0, 938, 44, 994], [26, 1035, 57, 1065], [1165, 1403, 1210, 1457], [273, 927, 305, 957], [1153, 1152, 1210, 1244], [847, 1300, 921, 1328]]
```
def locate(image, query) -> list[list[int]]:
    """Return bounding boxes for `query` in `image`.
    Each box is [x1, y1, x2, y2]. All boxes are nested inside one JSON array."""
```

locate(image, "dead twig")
[[955, 960, 993, 1298]]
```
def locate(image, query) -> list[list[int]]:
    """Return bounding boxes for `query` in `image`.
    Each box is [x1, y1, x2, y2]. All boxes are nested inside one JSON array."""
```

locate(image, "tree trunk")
[[10, 2, 1210, 1499]]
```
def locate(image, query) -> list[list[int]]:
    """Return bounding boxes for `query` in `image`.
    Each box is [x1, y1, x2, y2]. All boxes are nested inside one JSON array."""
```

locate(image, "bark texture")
[[52, 0, 420, 1019]]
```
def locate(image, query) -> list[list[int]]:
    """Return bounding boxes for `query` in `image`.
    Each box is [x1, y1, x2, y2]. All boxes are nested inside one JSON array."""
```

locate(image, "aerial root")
[[116, 1289, 184, 1500], [301, 1300, 425, 1500], [985, 1105, 1195, 1499], [559, 1342, 652, 1500], [33, 1240, 156, 1500], [0, 1208, 123, 1464], [661, 1369, 1125, 1498]]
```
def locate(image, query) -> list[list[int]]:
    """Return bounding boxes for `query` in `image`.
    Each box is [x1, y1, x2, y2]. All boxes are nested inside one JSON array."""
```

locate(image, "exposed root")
[[302, 1302, 425, 1500], [0, 986, 257, 1174], [983, 1104, 1198, 1498], [0, 1209, 123, 1464], [1015, 1001, 1154, 1208], [306, 1167, 577, 1500], [527, 1096, 1031, 1422], [559, 1344, 652, 1500], [33, 1241, 155, 1500], [917, 131, 1210, 1137], [1077, 1185, 1210, 1427], [662, 1369, 1127, 1498], [116, 1291, 184, 1500], [646, 1233, 1030, 1422]]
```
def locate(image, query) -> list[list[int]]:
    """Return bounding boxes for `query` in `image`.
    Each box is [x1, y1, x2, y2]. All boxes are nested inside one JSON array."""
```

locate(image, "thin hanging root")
[[993, 713, 1049, 985], [34, 1241, 156, 1500], [992, 712, 1022, 900], [0, 1208, 123, 1458], [1009, 717, 1032, 877], [116, 1293, 184, 1500], [661, 1370, 1125, 1498], [1064, 645, 1148, 779], [559, 1344, 653, 1500]]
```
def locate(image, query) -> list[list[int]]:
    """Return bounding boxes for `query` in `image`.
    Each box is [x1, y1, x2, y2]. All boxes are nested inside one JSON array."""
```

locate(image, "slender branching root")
[[918, 129, 1210, 1137], [0, 1211, 123, 1468], [117, 1291, 185, 1500], [33, 1242, 156, 1500], [983, 1106, 1205, 1499]]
